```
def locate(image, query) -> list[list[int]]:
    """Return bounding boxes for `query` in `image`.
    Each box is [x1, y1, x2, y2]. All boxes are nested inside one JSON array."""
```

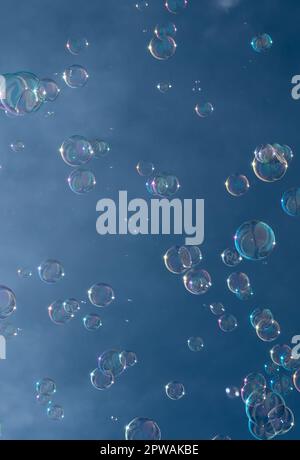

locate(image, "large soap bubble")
[[234, 220, 276, 260]]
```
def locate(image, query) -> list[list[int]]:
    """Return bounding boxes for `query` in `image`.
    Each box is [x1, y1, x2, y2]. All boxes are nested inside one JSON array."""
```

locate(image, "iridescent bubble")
[[3, 72, 41, 115], [63, 65, 89, 88], [37, 78, 60, 102], [98, 350, 126, 377], [195, 102, 214, 118], [183, 269, 212, 295], [241, 384, 265, 404], [88, 283, 115, 307], [281, 188, 300, 217], [273, 144, 293, 165], [221, 248, 242, 267], [186, 246, 202, 267], [293, 368, 300, 392], [66, 37, 89, 55], [83, 313, 102, 331], [218, 314, 238, 332], [270, 344, 292, 366], [164, 246, 192, 274], [269, 406, 294, 435], [60, 135, 93, 167], [227, 272, 250, 295], [187, 336, 204, 352], [136, 160, 155, 177], [165, 381, 185, 400], [254, 144, 276, 164], [165, 0, 188, 14], [225, 386, 240, 399], [68, 168, 96, 194], [36, 378, 56, 395], [90, 139, 111, 159], [48, 300, 73, 325], [256, 319, 281, 342], [271, 374, 294, 396], [63, 298, 80, 315], [90, 367, 114, 390], [156, 81, 172, 93], [17, 267, 32, 279], [209, 302, 226, 316], [250, 308, 273, 328], [47, 404, 64, 421], [10, 141, 25, 152], [0, 286, 16, 319], [252, 156, 287, 182], [38, 259, 65, 283], [125, 417, 161, 440], [248, 420, 276, 440], [154, 23, 177, 39], [251, 33, 273, 52], [234, 220, 276, 261], [147, 172, 180, 197], [225, 174, 250, 197], [148, 36, 177, 60], [244, 372, 267, 387], [121, 350, 138, 368]]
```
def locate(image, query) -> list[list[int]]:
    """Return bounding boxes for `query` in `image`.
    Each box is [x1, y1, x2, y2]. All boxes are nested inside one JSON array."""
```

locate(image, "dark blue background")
[[0, 0, 299, 440]]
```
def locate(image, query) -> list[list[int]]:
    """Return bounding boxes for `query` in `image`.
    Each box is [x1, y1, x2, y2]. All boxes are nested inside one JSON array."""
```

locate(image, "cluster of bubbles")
[[251, 33, 273, 53], [240, 372, 294, 439], [148, 20, 177, 60], [125, 417, 161, 440], [252, 143, 292, 183], [35, 378, 64, 421], [48, 298, 80, 325], [250, 308, 281, 343], [136, 160, 180, 197], [267, 343, 300, 396], [90, 349, 138, 391], [227, 271, 253, 301], [203, 302, 238, 333], [59, 135, 111, 194]]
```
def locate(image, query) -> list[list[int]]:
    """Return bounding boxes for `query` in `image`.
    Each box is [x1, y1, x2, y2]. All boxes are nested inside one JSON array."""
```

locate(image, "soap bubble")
[[136, 160, 155, 177], [0, 322, 20, 338], [83, 313, 102, 331], [147, 172, 180, 197], [165, 381, 185, 400], [221, 248, 242, 267], [154, 23, 177, 39], [165, 0, 188, 14], [63, 298, 80, 315], [36, 394, 52, 406], [88, 283, 115, 307], [209, 302, 226, 316], [256, 319, 281, 342], [148, 36, 177, 60], [270, 344, 292, 366], [17, 267, 33, 279], [37, 78, 60, 102], [273, 144, 293, 165], [135, 1, 149, 11], [183, 269, 212, 295], [252, 157, 287, 182], [98, 350, 126, 377], [125, 417, 161, 440], [68, 168, 96, 194], [10, 141, 25, 152], [0, 286, 16, 319], [38, 259, 65, 283], [90, 367, 114, 390], [271, 374, 294, 397], [254, 144, 276, 164], [2, 72, 41, 115], [250, 308, 273, 328], [218, 314, 238, 332], [281, 188, 300, 217], [195, 102, 214, 118], [225, 386, 240, 399], [66, 37, 89, 55], [264, 362, 280, 377], [251, 33, 273, 52], [63, 65, 89, 88], [293, 369, 300, 392], [60, 135, 93, 166], [234, 220, 276, 261], [156, 81, 172, 93], [90, 139, 110, 159], [225, 174, 250, 197], [227, 272, 250, 295], [120, 350, 138, 368], [187, 336, 204, 352], [36, 378, 56, 395], [48, 300, 73, 325], [47, 404, 64, 421], [164, 246, 192, 274]]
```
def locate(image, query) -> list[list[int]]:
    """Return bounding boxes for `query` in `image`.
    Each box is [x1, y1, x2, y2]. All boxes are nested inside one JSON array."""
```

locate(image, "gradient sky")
[[0, 0, 300, 440]]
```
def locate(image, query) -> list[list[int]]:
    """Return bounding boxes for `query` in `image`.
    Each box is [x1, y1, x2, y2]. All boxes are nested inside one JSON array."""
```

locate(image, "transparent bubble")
[[63, 65, 89, 88], [195, 102, 214, 118], [125, 417, 161, 440], [10, 141, 25, 152], [147, 172, 180, 197], [241, 384, 265, 404], [0, 322, 20, 339], [225, 386, 240, 399], [209, 302, 226, 316], [36, 378, 56, 395], [66, 37, 89, 55], [254, 144, 276, 164], [98, 350, 126, 377], [90, 367, 114, 390], [83, 313, 102, 331], [2, 72, 41, 115], [156, 81, 172, 93], [165, 381, 185, 400], [244, 372, 266, 387], [271, 374, 294, 396], [135, 0, 149, 11], [250, 308, 273, 328], [269, 406, 294, 435], [256, 319, 281, 342], [68, 168, 96, 194], [136, 160, 155, 177], [165, 0, 188, 14], [281, 188, 300, 217], [48, 300, 73, 325], [0, 286, 16, 319], [63, 298, 80, 315], [36, 393, 52, 406], [251, 33, 273, 52], [221, 248, 242, 267], [186, 245, 203, 267], [218, 314, 238, 332], [264, 362, 280, 377], [187, 336, 204, 352], [273, 144, 293, 165], [164, 245, 192, 274], [148, 36, 177, 60], [37, 78, 60, 102], [227, 272, 250, 295], [90, 139, 111, 159], [183, 269, 212, 295], [225, 174, 250, 197], [38, 259, 65, 283], [154, 23, 177, 39], [60, 135, 93, 167], [234, 220, 276, 261], [270, 344, 292, 366], [121, 350, 138, 368], [17, 267, 33, 279], [248, 420, 276, 440], [88, 283, 115, 307], [293, 369, 300, 392], [47, 404, 64, 421], [252, 156, 287, 182]]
